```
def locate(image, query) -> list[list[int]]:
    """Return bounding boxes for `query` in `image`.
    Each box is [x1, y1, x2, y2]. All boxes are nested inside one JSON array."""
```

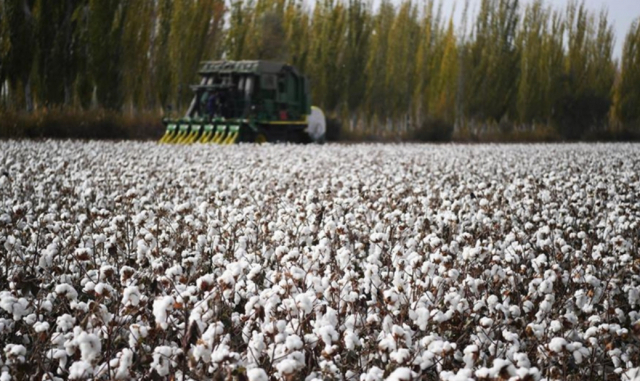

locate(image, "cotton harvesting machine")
[[159, 60, 326, 144]]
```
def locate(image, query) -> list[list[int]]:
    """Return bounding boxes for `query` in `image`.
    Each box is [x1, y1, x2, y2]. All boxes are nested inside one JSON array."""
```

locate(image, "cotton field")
[[1, 141, 640, 381]]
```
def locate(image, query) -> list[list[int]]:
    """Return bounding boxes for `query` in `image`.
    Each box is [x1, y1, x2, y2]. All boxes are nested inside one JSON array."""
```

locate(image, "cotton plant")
[[1, 141, 640, 379]]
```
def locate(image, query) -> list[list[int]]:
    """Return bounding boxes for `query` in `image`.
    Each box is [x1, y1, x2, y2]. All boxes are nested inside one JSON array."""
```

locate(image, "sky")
[[437, 0, 639, 59]]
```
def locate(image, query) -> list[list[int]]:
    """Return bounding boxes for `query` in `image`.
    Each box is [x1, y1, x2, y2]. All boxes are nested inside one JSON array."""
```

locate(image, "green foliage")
[[1, 0, 36, 111], [463, 0, 520, 123], [614, 19, 640, 130]]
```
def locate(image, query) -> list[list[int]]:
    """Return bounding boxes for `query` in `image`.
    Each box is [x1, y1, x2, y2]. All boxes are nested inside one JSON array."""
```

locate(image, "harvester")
[[159, 60, 326, 144]]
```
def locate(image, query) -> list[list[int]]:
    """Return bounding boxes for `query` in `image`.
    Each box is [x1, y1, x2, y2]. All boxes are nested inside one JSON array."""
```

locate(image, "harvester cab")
[[159, 60, 326, 144]]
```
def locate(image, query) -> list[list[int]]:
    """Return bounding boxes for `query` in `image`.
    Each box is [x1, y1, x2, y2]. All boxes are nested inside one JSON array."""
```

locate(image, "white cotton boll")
[[386, 367, 416, 381], [69, 361, 93, 379], [440, 369, 474, 381], [509, 305, 521, 318], [629, 288, 640, 306], [174, 202, 190, 213], [473, 301, 486, 312], [286, 335, 303, 351], [378, 333, 397, 352], [57, 314, 76, 332], [23, 313, 37, 325], [479, 317, 493, 328], [539, 279, 554, 294], [247, 368, 269, 381], [151, 346, 174, 377], [549, 320, 562, 333], [572, 346, 590, 365], [192, 341, 212, 364], [412, 307, 430, 331], [82, 281, 96, 293], [344, 331, 361, 350], [4, 344, 27, 363], [94, 282, 113, 297], [276, 358, 302, 376], [165, 264, 183, 279], [0, 295, 30, 321], [55, 284, 79, 301], [122, 286, 141, 306], [129, 324, 149, 348], [390, 348, 412, 364], [623, 367, 640, 381], [114, 349, 134, 379], [317, 325, 339, 349], [295, 293, 313, 314], [76, 332, 101, 363], [462, 247, 478, 261], [489, 359, 516, 379], [153, 296, 174, 330], [513, 352, 531, 368], [502, 330, 519, 343], [548, 337, 567, 353], [486, 295, 499, 310], [272, 230, 285, 242], [361, 367, 384, 381], [34, 321, 50, 333], [463, 345, 478, 368]]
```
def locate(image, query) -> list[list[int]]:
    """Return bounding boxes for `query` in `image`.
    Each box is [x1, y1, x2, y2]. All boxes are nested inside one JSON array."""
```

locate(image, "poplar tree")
[[121, 0, 153, 111], [87, 0, 124, 110], [462, 0, 520, 124], [384, 1, 419, 129], [431, 19, 458, 123], [341, 0, 371, 127], [307, 0, 347, 113], [364, 0, 395, 130], [1, 0, 36, 111], [152, 0, 174, 112], [516, 0, 549, 125], [168, 0, 224, 111], [613, 19, 640, 130]]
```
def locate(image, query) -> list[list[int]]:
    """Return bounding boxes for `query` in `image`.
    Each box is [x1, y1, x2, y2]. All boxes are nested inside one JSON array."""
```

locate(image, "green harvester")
[[159, 60, 326, 144]]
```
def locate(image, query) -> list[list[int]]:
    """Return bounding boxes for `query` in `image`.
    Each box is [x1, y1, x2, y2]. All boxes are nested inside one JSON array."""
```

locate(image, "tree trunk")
[[24, 75, 33, 112]]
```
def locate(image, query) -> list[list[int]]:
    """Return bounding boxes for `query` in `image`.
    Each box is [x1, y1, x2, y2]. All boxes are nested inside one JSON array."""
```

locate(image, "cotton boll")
[[295, 293, 313, 315], [151, 346, 174, 377], [68, 361, 93, 379], [128, 324, 149, 348], [34, 321, 50, 333], [548, 337, 567, 353], [55, 284, 79, 301], [286, 335, 303, 351], [390, 348, 412, 364], [56, 314, 76, 332], [276, 358, 303, 376], [479, 317, 493, 328], [4, 344, 27, 364], [114, 349, 134, 379], [361, 367, 384, 381], [344, 330, 362, 350], [247, 368, 268, 381], [122, 286, 141, 307], [386, 367, 416, 381], [153, 296, 174, 330], [74, 331, 101, 363]]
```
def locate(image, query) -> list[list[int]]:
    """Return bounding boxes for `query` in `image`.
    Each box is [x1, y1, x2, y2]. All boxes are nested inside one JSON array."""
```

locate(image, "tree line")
[[1, 0, 640, 140]]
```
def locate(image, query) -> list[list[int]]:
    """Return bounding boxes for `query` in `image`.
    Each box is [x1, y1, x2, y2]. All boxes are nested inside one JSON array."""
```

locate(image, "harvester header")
[[159, 60, 326, 144]]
